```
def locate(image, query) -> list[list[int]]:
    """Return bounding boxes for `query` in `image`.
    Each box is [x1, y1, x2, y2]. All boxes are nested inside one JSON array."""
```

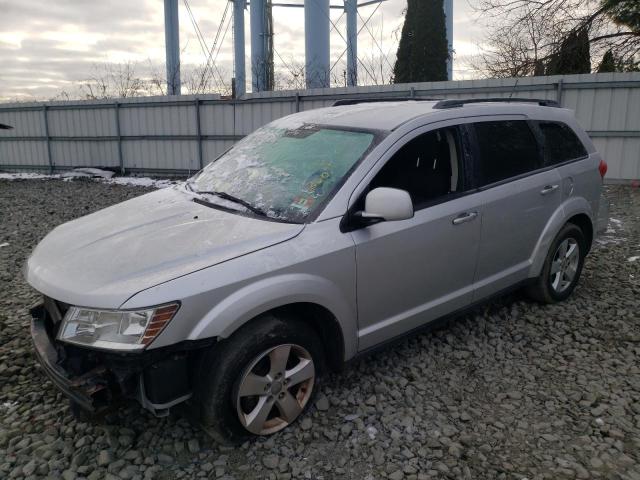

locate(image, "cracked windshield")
[[191, 123, 377, 222]]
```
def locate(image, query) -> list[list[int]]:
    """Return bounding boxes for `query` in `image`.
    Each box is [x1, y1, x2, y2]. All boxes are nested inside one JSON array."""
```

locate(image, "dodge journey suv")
[[27, 98, 608, 441]]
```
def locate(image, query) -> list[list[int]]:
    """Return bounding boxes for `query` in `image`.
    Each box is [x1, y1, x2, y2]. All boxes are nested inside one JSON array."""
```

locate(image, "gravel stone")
[[187, 438, 200, 454], [300, 417, 313, 430], [98, 450, 113, 467], [0, 180, 639, 480], [315, 395, 330, 411], [262, 455, 279, 469]]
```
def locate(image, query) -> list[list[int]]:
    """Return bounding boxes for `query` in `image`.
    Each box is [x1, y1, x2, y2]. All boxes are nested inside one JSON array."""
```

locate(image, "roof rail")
[[332, 97, 439, 107], [433, 98, 560, 109]]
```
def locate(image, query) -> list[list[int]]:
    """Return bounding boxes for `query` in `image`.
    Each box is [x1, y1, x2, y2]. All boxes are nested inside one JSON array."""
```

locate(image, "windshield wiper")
[[186, 182, 269, 218]]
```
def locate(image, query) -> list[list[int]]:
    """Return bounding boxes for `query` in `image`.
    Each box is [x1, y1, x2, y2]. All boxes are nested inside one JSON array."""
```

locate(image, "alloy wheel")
[[235, 344, 315, 435], [550, 238, 580, 293]]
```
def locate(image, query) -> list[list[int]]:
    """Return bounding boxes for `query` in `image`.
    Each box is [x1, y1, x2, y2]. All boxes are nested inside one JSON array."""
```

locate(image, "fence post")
[[295, 93, 301, 112], [115, 102, 124, 175], [195, 98, 203, 170], [556, 79, 564, 106], [42, 105, 53, 174]]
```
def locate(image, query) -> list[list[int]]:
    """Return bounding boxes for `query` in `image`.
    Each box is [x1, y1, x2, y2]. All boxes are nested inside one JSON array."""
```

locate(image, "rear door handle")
[[540, 184, 559, 196], [452, 211, 478, 225]]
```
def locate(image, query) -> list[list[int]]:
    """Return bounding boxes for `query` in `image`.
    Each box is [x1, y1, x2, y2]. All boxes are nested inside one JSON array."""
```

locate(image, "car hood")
[[26, 187, 304, 308]]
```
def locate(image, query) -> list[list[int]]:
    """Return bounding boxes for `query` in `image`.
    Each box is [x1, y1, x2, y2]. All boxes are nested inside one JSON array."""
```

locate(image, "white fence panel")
[[0, 73, 638, 181]]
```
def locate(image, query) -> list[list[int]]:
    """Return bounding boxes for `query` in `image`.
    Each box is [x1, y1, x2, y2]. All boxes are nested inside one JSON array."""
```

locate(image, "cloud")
[[0, 0, 482, 101]]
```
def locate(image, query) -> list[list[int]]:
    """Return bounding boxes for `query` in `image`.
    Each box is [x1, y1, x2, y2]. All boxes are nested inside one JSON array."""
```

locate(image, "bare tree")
[[76, 60, 234, 100], [146, 60, 167, 97], [469, 0, 640, 77], [182, 64, 232, 96], [272, 57, 306, 91], [80, 62, 153, 99]]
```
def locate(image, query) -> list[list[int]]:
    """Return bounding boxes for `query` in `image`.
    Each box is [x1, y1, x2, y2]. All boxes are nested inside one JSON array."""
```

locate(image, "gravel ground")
[[1, 179, 639, 480]]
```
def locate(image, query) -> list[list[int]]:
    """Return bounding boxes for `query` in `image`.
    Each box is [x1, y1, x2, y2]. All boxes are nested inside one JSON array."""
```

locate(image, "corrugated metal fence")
[[1, 72, 639, 181]]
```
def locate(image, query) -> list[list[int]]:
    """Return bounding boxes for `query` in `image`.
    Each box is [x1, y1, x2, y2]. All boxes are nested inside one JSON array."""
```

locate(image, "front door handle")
[[452, 211, 478, 225], [540, 184, 559, 196]]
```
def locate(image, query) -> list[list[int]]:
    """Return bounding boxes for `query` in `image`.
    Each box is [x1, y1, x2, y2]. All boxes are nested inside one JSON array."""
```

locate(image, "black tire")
[[194, 314, 324, 443], [526, 222, 587, 304]]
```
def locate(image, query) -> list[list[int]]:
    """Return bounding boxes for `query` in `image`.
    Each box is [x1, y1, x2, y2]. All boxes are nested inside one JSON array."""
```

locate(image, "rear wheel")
[[526, 223, 586, 304], [195, 315, 323, 442]]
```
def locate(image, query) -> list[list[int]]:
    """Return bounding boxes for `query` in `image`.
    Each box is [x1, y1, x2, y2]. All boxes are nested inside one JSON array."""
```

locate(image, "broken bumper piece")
[[30, 300, 213, 416]]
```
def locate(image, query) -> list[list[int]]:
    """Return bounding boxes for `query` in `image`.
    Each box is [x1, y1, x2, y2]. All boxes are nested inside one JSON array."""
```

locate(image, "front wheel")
[[195, 315, 323, 442], [526, 223, 586, 304]]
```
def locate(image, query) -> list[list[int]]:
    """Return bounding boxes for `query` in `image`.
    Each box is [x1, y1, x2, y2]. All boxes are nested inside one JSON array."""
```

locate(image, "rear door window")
[[472, 120, 541, 186], [537, 122, 588, 166]]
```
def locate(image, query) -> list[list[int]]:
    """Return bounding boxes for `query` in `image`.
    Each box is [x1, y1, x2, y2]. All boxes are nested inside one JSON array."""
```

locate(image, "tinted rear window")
[[538, 122, 588, 166], [473, 121, 540, 186]]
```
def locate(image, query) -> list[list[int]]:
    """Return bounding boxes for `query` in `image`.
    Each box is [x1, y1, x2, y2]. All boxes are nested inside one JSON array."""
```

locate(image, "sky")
[[0, 0, 485, 102]]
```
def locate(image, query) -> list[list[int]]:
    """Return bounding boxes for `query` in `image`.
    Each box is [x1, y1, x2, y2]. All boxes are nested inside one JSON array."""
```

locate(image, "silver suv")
[[27, 98, 608, 441]]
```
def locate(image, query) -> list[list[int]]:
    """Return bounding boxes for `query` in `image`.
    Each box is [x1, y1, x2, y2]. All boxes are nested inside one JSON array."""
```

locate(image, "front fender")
[[528, 196, 594, 278], [187, 273, 357, 360]]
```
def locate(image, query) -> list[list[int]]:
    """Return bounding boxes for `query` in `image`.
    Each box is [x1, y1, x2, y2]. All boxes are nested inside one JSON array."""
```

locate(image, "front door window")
[[369, 127, 464, 208]]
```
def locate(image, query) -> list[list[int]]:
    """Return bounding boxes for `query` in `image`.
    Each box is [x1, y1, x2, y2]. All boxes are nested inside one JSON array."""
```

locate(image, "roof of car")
[[275, 99, 575, 132]]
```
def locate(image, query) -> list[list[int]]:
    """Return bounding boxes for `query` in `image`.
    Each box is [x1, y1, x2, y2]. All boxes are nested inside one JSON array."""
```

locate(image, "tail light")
[[598, 159, 608, 179]]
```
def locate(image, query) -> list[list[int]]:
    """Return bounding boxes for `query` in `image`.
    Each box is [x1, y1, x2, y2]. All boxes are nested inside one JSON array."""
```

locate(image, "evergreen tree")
[[393, 0, 449, 83], [546, 28, 591, 75], [603, 0, 640, 32], [596, 49, 639, 72], [598, 50, 617, 72]]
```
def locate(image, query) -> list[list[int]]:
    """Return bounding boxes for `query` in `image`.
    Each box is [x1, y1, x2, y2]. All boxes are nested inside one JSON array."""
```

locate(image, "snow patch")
[[596, 217, 626, 247], [61, 167, 115, 179], [109, 177, 176, 189], [628, 256, 639, 263], [0, 172, 54, 180], [366, 426, 378, 440], [0, 171, 177, 189]]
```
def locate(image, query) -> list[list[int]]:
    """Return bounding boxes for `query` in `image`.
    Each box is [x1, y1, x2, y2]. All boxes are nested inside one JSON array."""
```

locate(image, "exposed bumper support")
[[30, 301, 213, 416], [31, 304, 101, 411]]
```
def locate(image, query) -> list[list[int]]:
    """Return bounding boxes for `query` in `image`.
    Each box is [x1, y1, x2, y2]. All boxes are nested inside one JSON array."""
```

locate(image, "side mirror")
[[359, 187, 414, 223]]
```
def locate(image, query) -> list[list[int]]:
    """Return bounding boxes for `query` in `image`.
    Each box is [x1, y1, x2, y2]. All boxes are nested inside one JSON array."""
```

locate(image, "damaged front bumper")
[[30, 299, 213, 417]]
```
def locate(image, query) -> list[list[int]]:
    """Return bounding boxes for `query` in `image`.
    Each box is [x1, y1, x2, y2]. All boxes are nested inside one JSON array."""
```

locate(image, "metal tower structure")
[[305, 0, 331, 89], [171, 0, 455, 96], [241, 0, 455, 91], [345, 0, 358, 86], [233, 0, 247, 97], [250, 0, 268, 92], [444, 0, 453, 81], [164, 0, 181, 95]]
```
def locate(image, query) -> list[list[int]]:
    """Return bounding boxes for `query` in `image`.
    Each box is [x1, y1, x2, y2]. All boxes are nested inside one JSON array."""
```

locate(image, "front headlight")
[[57, 303, 180, 351]]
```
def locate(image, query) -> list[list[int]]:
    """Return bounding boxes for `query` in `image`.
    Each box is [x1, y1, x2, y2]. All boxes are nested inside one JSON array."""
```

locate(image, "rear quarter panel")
[[528, 114, 602, 277]]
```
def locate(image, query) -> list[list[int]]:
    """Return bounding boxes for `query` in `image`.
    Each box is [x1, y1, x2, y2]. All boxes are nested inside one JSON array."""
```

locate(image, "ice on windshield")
[[192, 123, 376, 222]]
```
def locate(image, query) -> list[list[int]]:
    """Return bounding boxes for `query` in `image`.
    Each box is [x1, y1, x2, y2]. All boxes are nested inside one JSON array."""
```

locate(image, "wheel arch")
[[233, 302, 346, 372], [566, 213, 593, 252], [529, 197, 594, 278], [187, 273, 357, 363]]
